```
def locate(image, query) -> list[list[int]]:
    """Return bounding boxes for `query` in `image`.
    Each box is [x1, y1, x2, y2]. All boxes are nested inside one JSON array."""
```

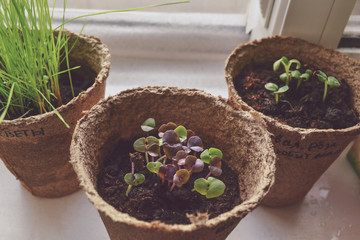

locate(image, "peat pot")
[[225, 36, 360, 207], [70, 86, 276, 240], [0, 31, 110, 198]]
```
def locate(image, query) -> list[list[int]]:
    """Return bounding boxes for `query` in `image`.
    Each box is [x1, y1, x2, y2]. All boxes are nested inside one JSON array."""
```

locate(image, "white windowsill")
[[0, 9, 359, 240]]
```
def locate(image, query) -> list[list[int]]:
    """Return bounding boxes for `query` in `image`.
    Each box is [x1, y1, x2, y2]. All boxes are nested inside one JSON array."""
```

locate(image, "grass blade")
[[0, 83, 16, 124], [55, 1, 190, 29], [35, 88, 70, 128]]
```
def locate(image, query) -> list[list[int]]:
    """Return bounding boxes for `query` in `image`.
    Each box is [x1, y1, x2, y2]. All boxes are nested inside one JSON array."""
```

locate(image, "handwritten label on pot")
[[0, 128, 45, 138], [271, 134, 343, 160]]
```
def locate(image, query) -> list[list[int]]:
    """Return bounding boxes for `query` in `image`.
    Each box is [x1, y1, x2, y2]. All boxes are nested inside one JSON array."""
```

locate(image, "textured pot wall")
[[225, 36, 360, 206], [70, 86, 276, 240], [0, 31, 110, 198]]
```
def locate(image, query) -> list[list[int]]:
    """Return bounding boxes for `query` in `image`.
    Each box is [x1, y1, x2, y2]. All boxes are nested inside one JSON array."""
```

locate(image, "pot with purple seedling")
[[70, 86, 276, 240]]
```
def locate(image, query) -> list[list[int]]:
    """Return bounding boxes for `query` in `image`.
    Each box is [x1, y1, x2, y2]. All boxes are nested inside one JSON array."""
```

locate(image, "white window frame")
[[248, 0, 357, 49]]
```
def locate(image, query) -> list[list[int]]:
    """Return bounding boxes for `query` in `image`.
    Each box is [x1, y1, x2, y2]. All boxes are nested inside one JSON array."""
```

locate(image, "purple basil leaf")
[[158, 164, 177, 181], [192, 159, 204, 173], [185, 155, 197, 171], [209, 166, 222, 177], [175, 150, 187, 163], [190, 146, 204, 152], [162, 130, 180, 145], [163, 143, 183, 159], [178, 159, 186, 166], [187, 136, 204, 152], [182, 146, 191, 153]]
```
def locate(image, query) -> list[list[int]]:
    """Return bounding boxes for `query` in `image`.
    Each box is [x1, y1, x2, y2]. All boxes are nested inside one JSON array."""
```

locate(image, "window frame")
[[248, 0, 358, 49]]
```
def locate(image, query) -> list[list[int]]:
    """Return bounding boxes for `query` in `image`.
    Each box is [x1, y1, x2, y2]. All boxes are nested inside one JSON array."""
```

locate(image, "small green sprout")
[[141, 118, 156, 132], [124, 153, 146, 197], [315, 70, 340, 102], [200, 147, 223, 179], [146, 162, 162, 173], [124, 173, 145, 197], [193, 177, 226, 199], [133, 136, 160, 163], [174, 125, 187, 142], [273, 56, 301, 86], [200, 148, 223, 164], [281, 69, 312, 90], [264, 82, 289, 104], [296, 69, 313, 90]]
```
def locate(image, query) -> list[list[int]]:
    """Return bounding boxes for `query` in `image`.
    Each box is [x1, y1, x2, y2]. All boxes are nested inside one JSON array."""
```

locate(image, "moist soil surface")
[[56, 65, 96, 106], [5, 65, 96, 120], [234, 63, 359, 129], [97, 141, 241, 225]]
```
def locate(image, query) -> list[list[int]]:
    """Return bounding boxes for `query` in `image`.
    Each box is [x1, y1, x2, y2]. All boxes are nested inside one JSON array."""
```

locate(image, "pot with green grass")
[[0, 0, 188, 198], [70, 86, 276, 240], [0, 0, 110, 197], [225, 36, 360, 207]]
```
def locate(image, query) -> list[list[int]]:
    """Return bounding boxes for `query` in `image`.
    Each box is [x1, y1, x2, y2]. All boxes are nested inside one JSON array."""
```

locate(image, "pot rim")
[[225, 35, 360, 136], [0, 30, 111, 128], [71, 86, 276, 232]]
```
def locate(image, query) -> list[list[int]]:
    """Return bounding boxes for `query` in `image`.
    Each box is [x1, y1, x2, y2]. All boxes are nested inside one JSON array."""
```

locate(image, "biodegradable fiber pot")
[[225, 36, 360, 207], [70, 86, 276, 240], [0, 31, 110, 198], [347, 136, 360, 176]]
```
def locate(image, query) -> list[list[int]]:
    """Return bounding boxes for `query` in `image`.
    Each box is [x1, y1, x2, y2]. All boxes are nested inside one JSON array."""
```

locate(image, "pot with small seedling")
[[225, 36, 360, 207], [70, 86, 276, 240]]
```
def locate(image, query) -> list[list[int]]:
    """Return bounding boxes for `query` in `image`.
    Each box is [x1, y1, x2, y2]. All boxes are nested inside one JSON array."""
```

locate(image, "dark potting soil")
[[5, 65, 96, 120], [56, 64, 96, 105], [97, 141, 241, 225], [234, 62, 359, 129]]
